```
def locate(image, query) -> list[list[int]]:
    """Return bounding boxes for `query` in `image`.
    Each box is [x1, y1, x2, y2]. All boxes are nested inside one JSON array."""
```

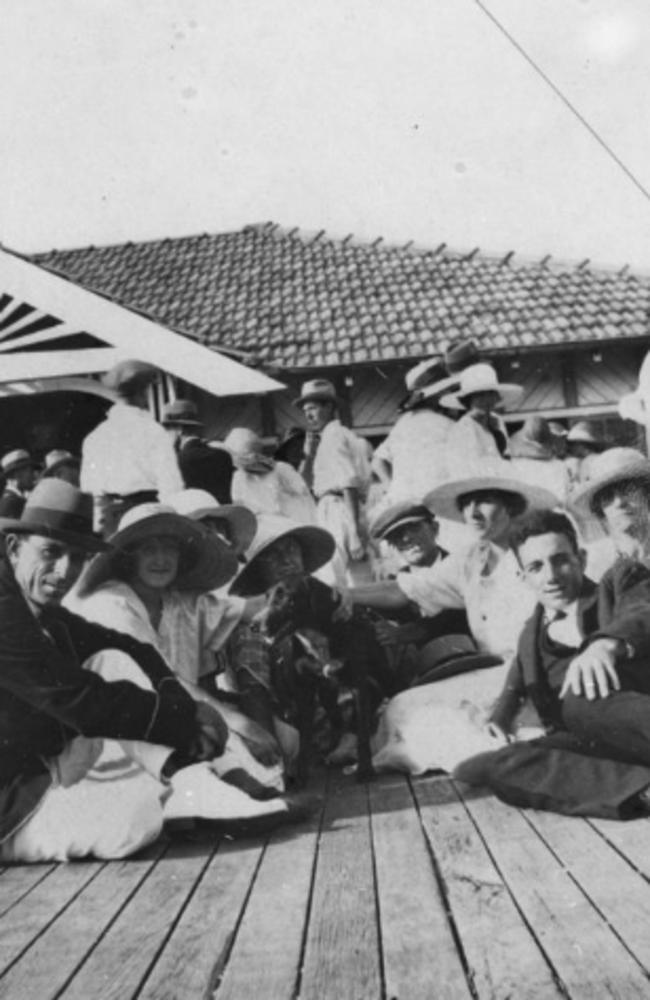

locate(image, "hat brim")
[[401, 374, 464, 412], [570, 460, 650, 515], [439, 383, 523, 411], [424, 475, 559, 522], [186, 504, 257, 554], [40, 459, 81, 478], [411, 652, 502, 686], [229, 525, 335, 596], [369, 502, 434, 541], [0, 520, 108, 553], [293, 392, 340, 409], [77, 512, 238, 595], [162, 418, 203, 428]]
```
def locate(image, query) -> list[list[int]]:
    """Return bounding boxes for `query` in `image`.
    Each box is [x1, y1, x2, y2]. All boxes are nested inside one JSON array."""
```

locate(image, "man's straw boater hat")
[[167, 488, 257, 556], [439, 362, 523, 411], [401, 339, 481, 412], [1, 449, 37, 477], [369, 501, 437, 542], [161, 399, 203, 428], [424, 465, 559, 522], [40, 449, 80, 478], [0, 480, 107, 552], [570, 448, 650, 516], [76, 502, 239, 596], [229, 514, 335, 597], [293, 379, 340, 409]]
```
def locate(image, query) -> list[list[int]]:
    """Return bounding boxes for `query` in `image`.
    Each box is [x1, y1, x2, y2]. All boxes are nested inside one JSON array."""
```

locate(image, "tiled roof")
[[32, 223, 650, 370]]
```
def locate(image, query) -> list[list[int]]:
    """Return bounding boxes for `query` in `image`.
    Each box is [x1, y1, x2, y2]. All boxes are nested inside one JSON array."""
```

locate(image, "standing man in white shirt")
[[295, 378, 368, 586], [81, 360, 183, 537]]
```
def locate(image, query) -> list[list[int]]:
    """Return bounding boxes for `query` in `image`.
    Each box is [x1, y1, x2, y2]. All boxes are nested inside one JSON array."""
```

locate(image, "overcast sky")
[[2, 0, 650, 270]]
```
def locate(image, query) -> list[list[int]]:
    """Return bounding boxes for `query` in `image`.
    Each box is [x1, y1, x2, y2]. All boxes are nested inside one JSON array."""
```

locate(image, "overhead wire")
[[474, 0, 650, 207]]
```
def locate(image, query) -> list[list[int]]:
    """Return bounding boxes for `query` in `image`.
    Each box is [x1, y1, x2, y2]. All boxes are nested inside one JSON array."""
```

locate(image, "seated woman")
[[571, 448, 650, 581], [343, 466, 560, 774], [66, 502, 284, 797]]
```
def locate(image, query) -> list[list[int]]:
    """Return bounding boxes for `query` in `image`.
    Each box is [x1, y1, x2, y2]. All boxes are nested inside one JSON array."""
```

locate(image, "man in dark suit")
[[0, 449, 38, 517], [455, 509, 650, 819], [162, 398, 234, 503]]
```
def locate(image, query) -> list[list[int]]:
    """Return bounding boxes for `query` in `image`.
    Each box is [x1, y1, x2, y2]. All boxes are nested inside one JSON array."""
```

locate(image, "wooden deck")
[[3, 770, 650, 1000]]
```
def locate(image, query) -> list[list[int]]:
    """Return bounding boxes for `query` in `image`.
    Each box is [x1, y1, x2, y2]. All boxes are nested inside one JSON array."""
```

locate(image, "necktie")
[[300, 432, 321, 492]]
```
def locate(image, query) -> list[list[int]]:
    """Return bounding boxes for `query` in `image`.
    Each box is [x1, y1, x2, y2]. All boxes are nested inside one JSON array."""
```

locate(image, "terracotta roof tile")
[[32, 223, 650, 370]]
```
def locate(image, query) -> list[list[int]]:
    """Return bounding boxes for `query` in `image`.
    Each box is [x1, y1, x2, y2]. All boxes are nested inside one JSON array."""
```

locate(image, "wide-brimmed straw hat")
[[565, 420, 606, 451], [77, 502, 238, 596], [369, 501, 436, 541], [0, 479, 107, 552], [1, 449, 37, 476], [229, 514, 335, 597], [439, 363, 523, 411], [424, 468, 559, 522], [401, 358, 463, 412], [410, 634, 501, 687], [161, 399, 203, 428], [570, 448, 650, 516], [293, 379, 340, 409], [509, 416, 555, 460], [167, 488, 257, 555], [40, 449, 80, 478]]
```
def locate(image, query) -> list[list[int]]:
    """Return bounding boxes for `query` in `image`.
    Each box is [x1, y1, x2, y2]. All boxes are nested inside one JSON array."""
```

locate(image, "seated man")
[[342, 470, 559, 774], [0, 480, 309, 863], [455, 509, 650, 819]]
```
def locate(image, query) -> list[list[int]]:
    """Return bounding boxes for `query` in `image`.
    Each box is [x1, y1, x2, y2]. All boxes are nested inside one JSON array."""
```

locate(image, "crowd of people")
[[3, 341, 650, 864]]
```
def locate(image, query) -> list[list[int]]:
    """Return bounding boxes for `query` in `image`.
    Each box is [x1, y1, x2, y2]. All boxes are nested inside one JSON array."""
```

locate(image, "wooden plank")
[[215, 813, 321, 1000], [414, 777, 563, 999], [369, 774, 472, 1000], [138, 837, 266, 1000], [0, 861, 101, 977], [0, 865, 57, 919], [59, 840, 216, 1000], [299, 775, 382, 1000], [0, 844, 165, 1000], [589, 815, 650, 878], [462, 787, 650, 999], [527, 809, 650, 973]]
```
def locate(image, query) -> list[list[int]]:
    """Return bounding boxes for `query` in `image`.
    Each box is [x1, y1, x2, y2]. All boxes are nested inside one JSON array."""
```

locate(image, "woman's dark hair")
[[508, 509, 579, 560], [457, 488, 527, 519], [591, 476, 650, 518]]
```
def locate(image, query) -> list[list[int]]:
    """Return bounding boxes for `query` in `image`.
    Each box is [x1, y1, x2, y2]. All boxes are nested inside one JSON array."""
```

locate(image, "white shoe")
[[163, 763, 289, 823]]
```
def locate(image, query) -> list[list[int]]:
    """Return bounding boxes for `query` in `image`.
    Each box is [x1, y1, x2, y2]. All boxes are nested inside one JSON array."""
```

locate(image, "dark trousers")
[[454, 689, 650, 820]]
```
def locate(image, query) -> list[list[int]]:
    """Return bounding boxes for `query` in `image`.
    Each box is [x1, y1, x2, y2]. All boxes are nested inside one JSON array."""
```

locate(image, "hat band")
[[19, 506, 93, 537]]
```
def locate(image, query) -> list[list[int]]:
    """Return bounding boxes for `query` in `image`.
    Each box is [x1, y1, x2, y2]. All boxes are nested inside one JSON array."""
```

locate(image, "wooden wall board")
[[414, 778, 563, 1000]]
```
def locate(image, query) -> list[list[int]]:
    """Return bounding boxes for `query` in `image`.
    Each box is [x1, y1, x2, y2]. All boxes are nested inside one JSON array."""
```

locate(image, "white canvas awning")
[[0, 246, 284, 397]]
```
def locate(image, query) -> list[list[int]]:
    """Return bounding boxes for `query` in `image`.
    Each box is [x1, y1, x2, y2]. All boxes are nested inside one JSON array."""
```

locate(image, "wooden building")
[[27, 222, 650, 450]]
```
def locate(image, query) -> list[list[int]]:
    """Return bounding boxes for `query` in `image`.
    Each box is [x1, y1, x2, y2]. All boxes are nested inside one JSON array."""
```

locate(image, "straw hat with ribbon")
[[0, 479, 107, 552], [229, 514, 335, 597], [439, 363, 523, 411], [76, 502, 238, 596], [424, 466, 559, 522], [570, 447, 650, 517], [40, 449, 80, 479], [1, 449, 37, 477], [293, 379, 340, 410]]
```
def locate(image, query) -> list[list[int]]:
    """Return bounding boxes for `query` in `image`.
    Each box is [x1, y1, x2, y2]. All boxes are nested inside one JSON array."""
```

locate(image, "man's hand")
[[348, 534, 366, 562], [193, 701, 229, 759], [559, 637, 623, 701]]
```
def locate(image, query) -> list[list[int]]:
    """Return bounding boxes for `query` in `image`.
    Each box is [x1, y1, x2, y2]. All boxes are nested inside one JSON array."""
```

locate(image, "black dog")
[[256, 573, 395, 784]]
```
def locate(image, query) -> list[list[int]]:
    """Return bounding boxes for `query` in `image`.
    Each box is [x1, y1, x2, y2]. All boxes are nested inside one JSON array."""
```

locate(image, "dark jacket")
[[0, 550, 200, 840], [489, 558, 650, 734], [0, 489, 26, 518]]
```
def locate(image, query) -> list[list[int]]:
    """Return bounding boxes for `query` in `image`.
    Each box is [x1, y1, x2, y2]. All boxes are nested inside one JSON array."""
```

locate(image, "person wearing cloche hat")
[[0, 449, 39, 518], [569, 447, 650, 580], [293, 378, 371, 587], [0, 479, 312, 861], [340, 464, 559, 775], [441, 362, 523, 464], [81, 358, 183, 539]]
